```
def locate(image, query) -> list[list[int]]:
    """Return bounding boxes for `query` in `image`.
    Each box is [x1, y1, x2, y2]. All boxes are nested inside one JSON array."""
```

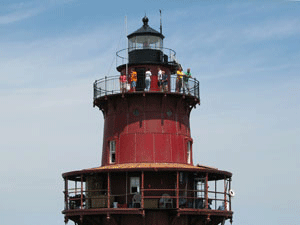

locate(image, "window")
[[195, 178, 206, 198], [109, 140, 116, 164], [187, 141, 192, 164], [130, 177, 140, 194], [128, 36, 163, 51]]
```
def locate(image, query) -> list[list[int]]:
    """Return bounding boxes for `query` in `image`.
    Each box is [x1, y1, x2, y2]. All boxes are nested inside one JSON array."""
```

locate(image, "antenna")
[[160, 9, 162, 34], [125, 15, 128, 77]]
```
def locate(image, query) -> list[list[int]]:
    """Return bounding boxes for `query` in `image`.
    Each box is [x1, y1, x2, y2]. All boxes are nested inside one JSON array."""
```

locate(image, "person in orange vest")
[[130, 68, 137, 92]]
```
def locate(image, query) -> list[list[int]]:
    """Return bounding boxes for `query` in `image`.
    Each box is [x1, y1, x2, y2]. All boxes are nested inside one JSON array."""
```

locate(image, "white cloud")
[[0, 7, 44, 25], [0, 23, 122, 89], [0, 0, 75, 25]]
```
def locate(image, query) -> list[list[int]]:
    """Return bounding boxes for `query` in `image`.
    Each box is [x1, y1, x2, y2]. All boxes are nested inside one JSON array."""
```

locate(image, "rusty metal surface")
[[63, 208, 144, 216], [62, 163, 232, 179], [94, 92, 199, 167]]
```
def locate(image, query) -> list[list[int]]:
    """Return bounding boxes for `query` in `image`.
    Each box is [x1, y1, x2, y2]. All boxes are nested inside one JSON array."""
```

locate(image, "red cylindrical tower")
[[62, 16, 233, 225]]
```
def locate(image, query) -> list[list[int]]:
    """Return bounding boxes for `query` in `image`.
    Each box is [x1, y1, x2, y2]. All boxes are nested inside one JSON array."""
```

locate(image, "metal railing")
[[65, 188, 231, 211], [116, 47, 177, 67], [93, 74, 200, 100]]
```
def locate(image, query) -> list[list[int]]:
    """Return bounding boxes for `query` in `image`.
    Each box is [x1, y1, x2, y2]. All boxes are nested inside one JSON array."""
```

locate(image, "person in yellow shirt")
[[131, 68, 137, 92], [176, 66, 183, 93]]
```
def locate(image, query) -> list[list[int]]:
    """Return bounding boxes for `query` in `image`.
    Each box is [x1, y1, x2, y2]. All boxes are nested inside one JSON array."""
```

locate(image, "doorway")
[[136, 68, 145, 91]]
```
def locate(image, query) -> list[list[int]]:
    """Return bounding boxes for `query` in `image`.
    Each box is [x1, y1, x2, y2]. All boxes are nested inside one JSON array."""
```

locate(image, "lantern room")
[[127, 16, 166, 64], [128, 16, 164, 50]]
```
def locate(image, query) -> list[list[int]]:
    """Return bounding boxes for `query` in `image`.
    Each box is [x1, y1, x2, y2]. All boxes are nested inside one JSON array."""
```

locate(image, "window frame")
[[130, 177, 140, 194], [187, 139, 193, 164], [109, 140, 116, 164]]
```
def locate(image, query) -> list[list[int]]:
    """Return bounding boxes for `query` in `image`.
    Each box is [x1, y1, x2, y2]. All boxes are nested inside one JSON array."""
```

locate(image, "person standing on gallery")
[[183, 68, 192, 94], [162, 71, 168, 92], [131, 68, 137, 92], [176, 66, 183, 93], [145, 68, 152, 91], [119, 73, 127, 93], [158, 67, 163, 91]]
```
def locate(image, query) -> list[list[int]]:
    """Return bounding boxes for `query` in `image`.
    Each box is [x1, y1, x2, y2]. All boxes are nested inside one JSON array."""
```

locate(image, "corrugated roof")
[[88, 163, 217, 171], [62, 163, 232, 179]]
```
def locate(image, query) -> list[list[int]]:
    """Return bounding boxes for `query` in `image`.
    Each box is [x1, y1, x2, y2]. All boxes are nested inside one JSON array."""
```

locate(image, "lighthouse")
[[62, 16, 233, 225]]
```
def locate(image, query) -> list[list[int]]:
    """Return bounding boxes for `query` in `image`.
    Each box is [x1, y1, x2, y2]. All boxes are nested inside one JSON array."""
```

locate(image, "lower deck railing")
[[63, 171, 232, 212], [65, 189, 230, 211]]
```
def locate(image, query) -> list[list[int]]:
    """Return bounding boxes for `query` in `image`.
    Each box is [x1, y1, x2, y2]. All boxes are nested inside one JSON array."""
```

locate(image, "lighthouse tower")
[[62, 16, 233, 225]]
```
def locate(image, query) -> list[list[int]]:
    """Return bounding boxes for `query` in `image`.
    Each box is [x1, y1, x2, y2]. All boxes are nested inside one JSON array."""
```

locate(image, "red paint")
[[99, 93, 195, 166]]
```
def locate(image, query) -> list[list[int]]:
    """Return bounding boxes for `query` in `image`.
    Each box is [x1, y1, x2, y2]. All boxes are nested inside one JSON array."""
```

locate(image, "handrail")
[[116, 47, 177, 67], [65, 189, 230, 211], [93, 74, 200, 100]]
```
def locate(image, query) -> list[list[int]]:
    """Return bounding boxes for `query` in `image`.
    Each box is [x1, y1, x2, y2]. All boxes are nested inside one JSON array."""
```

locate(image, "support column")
[[75, 181, 77, 195], [126, 172, 128, 205], [205, 173, 208, 209], [215, 179, 217, 210], [176, 171, 179, 208], [229, 178, 231, 211], [108, 172, 111, 208], [141, 171, 144, 208], [81, 175, 83, 209], [224, 176, 227, 211], [64, 177, 68, 210]]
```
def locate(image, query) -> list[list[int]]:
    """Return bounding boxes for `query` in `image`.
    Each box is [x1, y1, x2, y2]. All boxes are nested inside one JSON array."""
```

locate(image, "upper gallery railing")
[[93, 74, 200, 100], [116, 47, 177, 67]]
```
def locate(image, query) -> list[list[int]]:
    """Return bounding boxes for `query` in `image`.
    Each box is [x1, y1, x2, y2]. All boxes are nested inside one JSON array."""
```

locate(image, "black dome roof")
[[127, 16, 164, 39]]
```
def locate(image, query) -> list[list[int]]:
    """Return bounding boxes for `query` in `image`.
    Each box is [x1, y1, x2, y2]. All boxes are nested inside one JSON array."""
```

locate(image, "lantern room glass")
[[128, 35, 163, 51]]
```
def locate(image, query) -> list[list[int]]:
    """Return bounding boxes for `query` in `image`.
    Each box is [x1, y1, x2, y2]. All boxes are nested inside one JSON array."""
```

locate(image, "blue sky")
[[0, 1, 299, 225]]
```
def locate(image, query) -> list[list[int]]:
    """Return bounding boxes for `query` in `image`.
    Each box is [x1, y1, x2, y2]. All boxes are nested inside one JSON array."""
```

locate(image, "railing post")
[[215, 180, 217, 210], [107, 172, 110, 208], [224, 176, 227, 211], [93, 81, 96, 99], [81, 175, 83, 209], [205, 173, 208, 209], [229, 178, 231, 211], [198, 80, 200, 99], [194, 79, 197, 98], [141, 171, 144, 208], [126, 172, 128, 205], [75, 181, 77, 195], [176, 171, 179, 208], [64, 177, 68, 210], [105, 76, 107, 96], [116, 52, 117, 69]]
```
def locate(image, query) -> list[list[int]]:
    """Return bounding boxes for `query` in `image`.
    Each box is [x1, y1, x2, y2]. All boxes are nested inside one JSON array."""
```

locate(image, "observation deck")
[[93, 74, 200, 101], [62, 163, 233, 224]]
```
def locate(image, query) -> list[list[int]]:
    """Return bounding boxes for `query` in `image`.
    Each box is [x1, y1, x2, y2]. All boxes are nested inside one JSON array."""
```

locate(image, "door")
[[136, 68, 145, 91]]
